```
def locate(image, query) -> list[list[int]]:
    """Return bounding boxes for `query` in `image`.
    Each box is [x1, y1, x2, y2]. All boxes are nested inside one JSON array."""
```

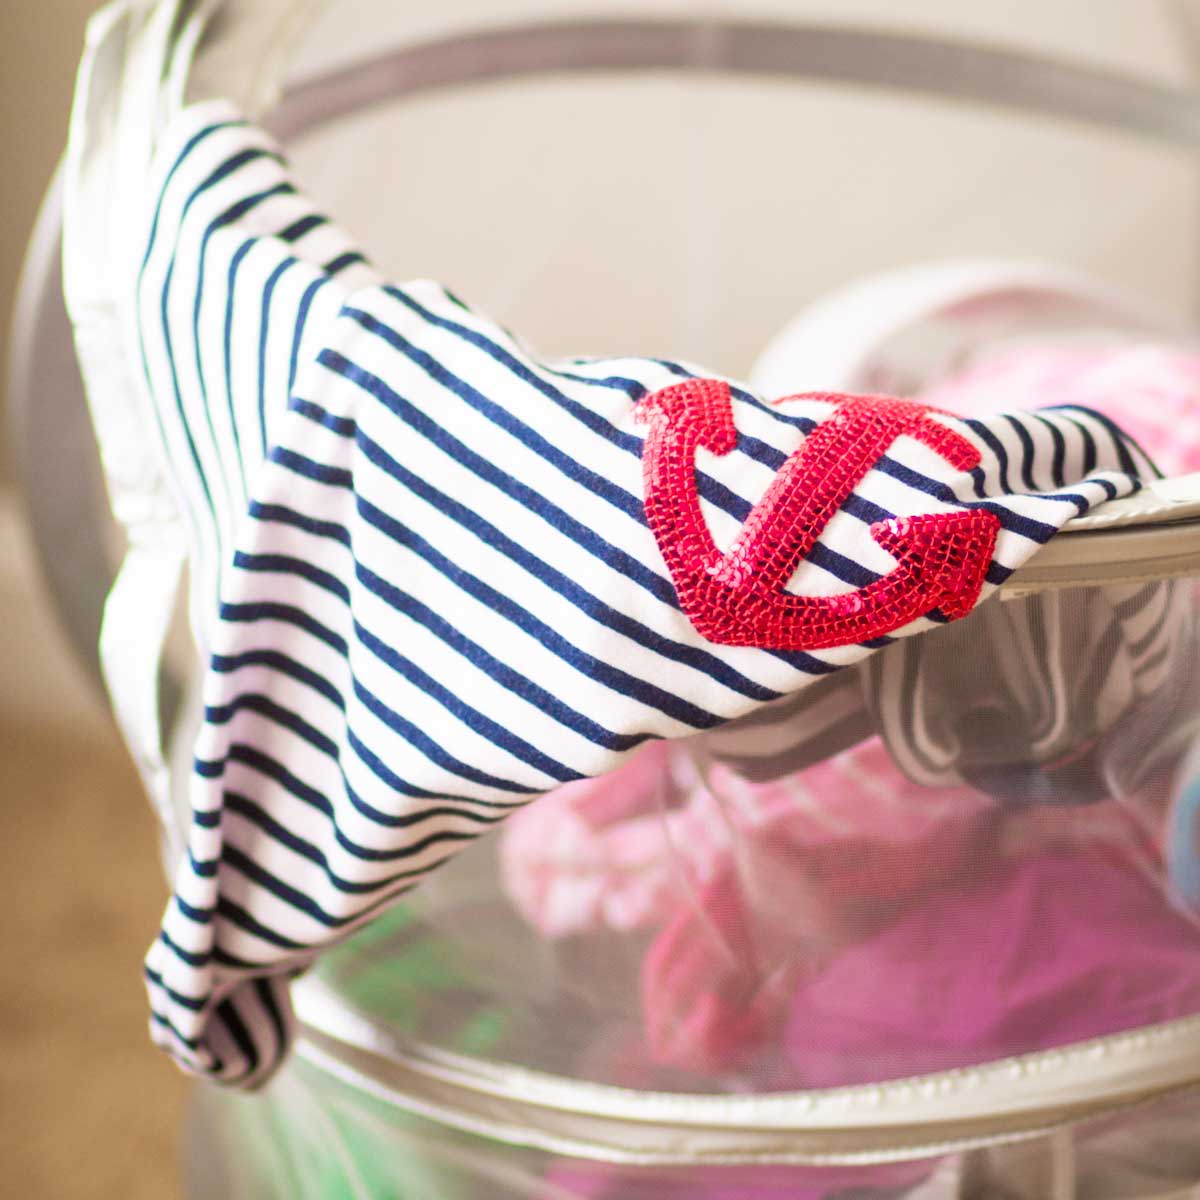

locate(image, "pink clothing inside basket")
[[501, 739, 993, 943], [499, 742, 723, 938], [637, 745, 995, 1074], [785, 849, 1200, 1087]]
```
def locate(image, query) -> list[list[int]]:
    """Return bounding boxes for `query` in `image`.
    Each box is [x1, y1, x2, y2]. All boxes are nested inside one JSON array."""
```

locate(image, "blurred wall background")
[[1, 0, 98, 483], [2, 2, 1199, 1198], [1, 1, 111, 741], [1, 6, 188, 1200]]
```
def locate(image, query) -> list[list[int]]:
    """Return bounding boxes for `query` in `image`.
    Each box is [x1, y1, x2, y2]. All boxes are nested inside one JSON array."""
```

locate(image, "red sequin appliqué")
[[634, 379, 1001, 651]]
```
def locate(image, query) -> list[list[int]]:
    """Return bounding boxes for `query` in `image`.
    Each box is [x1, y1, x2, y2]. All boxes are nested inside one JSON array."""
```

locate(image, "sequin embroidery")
[[634, 379, 1001, 650]]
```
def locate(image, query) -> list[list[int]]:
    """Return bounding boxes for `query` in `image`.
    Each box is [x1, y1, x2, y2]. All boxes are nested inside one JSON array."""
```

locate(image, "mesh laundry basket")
[[14, 2, 1200, 1198]]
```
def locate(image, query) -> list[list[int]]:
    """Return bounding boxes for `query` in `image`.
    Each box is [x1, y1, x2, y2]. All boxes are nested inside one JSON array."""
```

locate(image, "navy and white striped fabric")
[[129, 101, 1154, 1086], [703, 579, 1184, 786], [865, 579, 1187, 791]]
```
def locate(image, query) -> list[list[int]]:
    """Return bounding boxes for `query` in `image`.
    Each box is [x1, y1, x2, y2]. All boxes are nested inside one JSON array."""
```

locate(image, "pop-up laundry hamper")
[[13, 1, 1200, 1197]]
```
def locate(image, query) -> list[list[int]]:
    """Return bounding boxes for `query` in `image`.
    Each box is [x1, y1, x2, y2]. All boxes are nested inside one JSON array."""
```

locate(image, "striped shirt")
[[129, 101, 1151, 1086]]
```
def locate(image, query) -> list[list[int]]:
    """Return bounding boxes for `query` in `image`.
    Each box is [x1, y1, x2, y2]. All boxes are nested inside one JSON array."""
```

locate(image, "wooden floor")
[[2, 720, 187, 1198]]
